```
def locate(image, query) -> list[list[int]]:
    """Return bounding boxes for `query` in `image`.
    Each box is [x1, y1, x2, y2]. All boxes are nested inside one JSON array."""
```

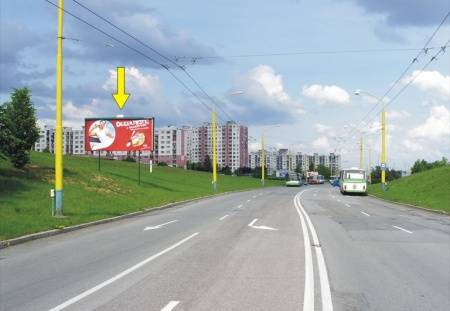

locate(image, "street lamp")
[[211, 90, 244, 191], [354, 89, 387, 191], [260, 125, 280, 186]]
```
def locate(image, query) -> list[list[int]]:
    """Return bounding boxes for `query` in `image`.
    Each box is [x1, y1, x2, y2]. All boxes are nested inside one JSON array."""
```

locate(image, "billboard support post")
[[98, 151, 101, 171], [138, 151, 141, 185]]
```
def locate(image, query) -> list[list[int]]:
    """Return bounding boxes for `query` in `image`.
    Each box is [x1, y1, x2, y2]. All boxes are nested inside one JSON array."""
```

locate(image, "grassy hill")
[[0, 152, 282, 240], [369, 166, 450, 213]]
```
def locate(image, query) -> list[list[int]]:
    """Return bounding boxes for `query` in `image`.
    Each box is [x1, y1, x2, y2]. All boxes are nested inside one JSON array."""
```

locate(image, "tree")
[[295, 163, 303, 174], [411, 157, 448, 174], [308, 162, 315, 171], [221, 165, 232, 175], [316, 164, 331, 179], [371, 166, 402, 184], [235, 167, 253, 176], [1, 88, 39, 168], [203, 155, 212, 172]]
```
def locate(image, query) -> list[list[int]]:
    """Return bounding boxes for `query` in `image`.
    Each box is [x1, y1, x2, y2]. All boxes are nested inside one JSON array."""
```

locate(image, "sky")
[[1, 0, 449, 171]]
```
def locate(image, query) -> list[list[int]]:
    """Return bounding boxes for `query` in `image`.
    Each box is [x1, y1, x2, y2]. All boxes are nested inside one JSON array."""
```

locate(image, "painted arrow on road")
[[248, 218, 278, 231], [144, 220, 177, 231]]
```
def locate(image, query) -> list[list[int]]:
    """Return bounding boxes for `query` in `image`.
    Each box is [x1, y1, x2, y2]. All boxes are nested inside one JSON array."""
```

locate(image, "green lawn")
[[0, 152, 282, 240], [368, 166, 450, 213]]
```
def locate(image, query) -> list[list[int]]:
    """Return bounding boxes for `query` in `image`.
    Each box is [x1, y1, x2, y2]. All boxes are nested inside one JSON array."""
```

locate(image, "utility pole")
[[381, 103, 387, 191], [212, 105, 217, 191], [354, 89, 387, 191], [359, 136, 364, 170], [54, 0, 64, 217], [261, 134, 265, 186], [368, 147, 372, 183]]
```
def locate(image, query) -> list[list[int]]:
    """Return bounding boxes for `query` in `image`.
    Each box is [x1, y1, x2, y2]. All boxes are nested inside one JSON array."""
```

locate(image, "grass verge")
[[0, 152, 282, 240], [368, 166, 450, 213]]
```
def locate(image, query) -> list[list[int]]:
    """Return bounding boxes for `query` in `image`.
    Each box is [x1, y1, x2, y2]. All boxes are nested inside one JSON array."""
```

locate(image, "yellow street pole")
[[368, 147, 372, 183], [359, 136, 364, 170], [381, 105, 387, 190], [261, 134, 265, 186], [54, 0, 64, 216], [212, 106, 217, 191]]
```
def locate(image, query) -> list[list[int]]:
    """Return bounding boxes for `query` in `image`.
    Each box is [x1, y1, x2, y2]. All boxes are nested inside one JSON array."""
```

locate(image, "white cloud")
[[388, 110, 410, 119], [409, 105, 450, 139], [230, 65, 304, 124], [314, 123, 331, 134], [403, 139, 423, 152], [302, 84, 350, 105], [312, 135, 330, 150], [402, 70, 450, 99]]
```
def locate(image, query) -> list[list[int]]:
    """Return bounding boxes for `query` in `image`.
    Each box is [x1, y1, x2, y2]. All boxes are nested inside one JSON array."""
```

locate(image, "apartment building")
[[188, 121, 248, 172], [154, 126, 188, 167], [248, 150, 277, 175], [33, 125, 85, 155]]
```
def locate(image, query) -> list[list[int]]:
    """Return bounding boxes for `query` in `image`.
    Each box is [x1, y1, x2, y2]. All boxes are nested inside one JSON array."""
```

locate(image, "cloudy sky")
[[1, 0, 449, 170]]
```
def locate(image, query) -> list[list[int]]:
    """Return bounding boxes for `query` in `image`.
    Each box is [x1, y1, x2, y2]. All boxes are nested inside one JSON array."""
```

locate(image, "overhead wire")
[[174, 46, 449, 61], [345, 10, 450, 139], [69, 0, 236, 123], [334, 9, 450, 155], [44, 0, 231, 123]]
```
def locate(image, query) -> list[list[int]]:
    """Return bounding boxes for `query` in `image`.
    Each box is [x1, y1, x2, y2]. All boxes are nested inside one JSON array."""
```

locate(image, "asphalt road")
[[1, 185, 449, 311]]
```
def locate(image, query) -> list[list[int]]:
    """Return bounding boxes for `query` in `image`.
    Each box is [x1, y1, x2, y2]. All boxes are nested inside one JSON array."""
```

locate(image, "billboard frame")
[[84, 116, 155, 184]]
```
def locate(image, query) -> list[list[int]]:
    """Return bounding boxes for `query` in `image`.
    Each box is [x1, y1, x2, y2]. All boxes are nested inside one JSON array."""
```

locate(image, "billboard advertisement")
[[84, 118, 154, 152]]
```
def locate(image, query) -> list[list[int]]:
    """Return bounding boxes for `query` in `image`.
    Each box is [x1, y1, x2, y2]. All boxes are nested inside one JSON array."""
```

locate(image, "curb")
[[0, 188, 258, 250], [368, 194, 449, 215]]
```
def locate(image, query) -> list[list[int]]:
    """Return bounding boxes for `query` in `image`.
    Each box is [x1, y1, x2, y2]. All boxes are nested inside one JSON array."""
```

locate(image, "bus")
[[339, 168, 367, 195]]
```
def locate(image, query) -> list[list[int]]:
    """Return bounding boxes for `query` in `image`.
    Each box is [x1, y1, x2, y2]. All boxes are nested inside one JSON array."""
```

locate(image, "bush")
[[122, 156, 136, 162]]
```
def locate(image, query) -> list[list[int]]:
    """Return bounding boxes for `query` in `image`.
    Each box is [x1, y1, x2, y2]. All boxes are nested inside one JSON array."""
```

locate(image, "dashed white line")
[[161, 301, 180, 311], [345, 203, 351, 208], [237, 204, 243, 209], [49, 233, 199, 311], [337, 199, 341, 202], [246, 199, 251, 203], [219, 214, 229, 221], [393, 225, 413, 234], [360, 211, 370, 216], [252, 195, 257, 199]]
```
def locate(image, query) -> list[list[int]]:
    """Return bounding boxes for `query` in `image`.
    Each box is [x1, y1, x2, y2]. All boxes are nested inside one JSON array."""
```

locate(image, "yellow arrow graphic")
[[112, 67, 130, 109]]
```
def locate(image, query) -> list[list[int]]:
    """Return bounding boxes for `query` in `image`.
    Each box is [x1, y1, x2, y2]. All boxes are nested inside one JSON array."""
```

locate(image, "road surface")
[[1, 185, 449, 310]]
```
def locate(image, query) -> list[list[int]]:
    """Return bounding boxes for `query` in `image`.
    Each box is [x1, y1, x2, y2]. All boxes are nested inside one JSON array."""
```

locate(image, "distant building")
[[33, 125, 84, 155], [154, 126, 188, 167], [248, 150, 277, 175], [187, 121, 248, 172]]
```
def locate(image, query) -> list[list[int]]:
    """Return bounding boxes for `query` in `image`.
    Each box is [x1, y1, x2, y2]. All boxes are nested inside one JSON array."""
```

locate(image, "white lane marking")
[[313, 193, 317, 197], [49, 233, 199, 311], [144, 220, 178, 231], [237, 204, 243, 209], [293, 194, 315, 310], [248, 218, 278, 231], [161, 301, 180, 311], [345, 203, 351, 208], [295, 191, 333, 311], [219, 214, 229, 221], [337, 199, 341, 202], [252, 195, 257, 199], [246, 199, 251, 203], [393, 225, 413, 234], [360, 211, 370, 216]]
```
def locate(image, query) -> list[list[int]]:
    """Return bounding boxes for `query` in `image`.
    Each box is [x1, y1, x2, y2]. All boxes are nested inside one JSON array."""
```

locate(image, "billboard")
[[85, 118, 154, 152]]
